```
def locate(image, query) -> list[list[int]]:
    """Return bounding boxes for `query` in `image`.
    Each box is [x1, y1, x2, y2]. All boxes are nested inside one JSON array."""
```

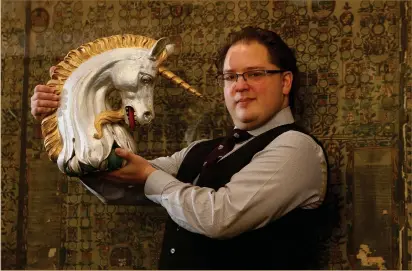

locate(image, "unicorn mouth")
[[125, 106, 136, 130]]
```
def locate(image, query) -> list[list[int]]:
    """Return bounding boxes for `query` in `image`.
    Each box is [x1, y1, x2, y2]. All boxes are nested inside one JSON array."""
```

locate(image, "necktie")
[[201, 128, 252, 170]]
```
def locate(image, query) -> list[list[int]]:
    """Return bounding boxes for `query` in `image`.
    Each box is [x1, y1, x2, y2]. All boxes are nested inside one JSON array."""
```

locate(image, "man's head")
[[216, 26, 299, 130]]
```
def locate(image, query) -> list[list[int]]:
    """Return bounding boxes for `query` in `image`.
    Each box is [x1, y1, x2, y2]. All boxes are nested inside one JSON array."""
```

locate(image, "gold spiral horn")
[[158, 66, 204, 98]]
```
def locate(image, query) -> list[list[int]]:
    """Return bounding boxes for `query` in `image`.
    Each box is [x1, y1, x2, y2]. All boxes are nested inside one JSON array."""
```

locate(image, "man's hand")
[[100, 148, 156, 185], [31, 66, 59, 121], [31, 85, 60, 121]]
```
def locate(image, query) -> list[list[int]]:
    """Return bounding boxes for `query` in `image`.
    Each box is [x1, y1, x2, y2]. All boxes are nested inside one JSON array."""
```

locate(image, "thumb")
[[49, 66, 57, 77], [114, 148, 131, 159]]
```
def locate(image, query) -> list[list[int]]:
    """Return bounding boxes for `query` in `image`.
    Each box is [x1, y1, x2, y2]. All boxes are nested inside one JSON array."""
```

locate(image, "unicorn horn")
[[158, 66, 204, 99]]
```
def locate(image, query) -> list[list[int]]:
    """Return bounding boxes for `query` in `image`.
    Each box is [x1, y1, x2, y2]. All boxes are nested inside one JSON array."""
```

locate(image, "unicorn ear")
[[149, 37, 171, 60], [165, 44, 175, 55]]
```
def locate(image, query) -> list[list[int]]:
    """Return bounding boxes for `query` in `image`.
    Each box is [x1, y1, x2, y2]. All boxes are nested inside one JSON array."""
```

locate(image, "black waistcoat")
[[158, 123, 332, 270]]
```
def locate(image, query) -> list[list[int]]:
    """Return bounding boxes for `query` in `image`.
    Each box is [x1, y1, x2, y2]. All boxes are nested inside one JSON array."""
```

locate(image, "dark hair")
[[216, 26, 299, 110]]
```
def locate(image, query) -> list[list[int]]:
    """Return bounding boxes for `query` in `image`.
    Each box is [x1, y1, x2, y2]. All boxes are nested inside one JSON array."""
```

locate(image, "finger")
[[31, 108, 53, 121], [49, 66, 57, 77], [31, 106, 54, 116], [33, 99, 60, 109], [114, 148, 132, 160], [33, 84, 55, 94], [32, 91, 60, 102], [32, 113, 46, 121]]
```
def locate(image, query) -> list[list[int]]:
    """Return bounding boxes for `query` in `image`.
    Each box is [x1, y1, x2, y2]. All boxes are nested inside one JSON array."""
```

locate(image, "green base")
[[107, 148, 124, 171]]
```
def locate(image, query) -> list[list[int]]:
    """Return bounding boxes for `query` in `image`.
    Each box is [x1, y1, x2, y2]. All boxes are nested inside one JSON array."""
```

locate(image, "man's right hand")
[[30, 66, 60, 121]]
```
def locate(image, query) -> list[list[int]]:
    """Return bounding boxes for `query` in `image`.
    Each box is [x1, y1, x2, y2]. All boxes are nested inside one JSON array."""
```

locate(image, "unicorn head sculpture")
[[41, 34, 202, 176]]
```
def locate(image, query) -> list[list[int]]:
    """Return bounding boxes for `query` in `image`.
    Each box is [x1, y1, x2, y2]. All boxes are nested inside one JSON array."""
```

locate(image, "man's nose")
[[233, 74, 249, 91]]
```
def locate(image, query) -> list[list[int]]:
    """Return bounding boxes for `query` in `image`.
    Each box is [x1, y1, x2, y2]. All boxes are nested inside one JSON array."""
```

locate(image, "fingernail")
[[115, 148, 125, 155]]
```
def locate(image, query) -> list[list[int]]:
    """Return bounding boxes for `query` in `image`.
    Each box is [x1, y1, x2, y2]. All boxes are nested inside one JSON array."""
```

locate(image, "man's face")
[[223, 41, 293, 130]]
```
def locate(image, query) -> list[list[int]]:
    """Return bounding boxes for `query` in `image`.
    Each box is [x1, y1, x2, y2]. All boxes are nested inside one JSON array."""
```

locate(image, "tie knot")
[[231, 128, 252, 143]]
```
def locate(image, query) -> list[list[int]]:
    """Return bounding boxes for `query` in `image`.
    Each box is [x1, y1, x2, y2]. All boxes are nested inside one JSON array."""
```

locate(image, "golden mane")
[[42, 34, 203, 162]]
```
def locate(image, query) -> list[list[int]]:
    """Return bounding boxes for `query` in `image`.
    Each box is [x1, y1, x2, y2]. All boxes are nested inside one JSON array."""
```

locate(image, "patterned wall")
[[1, 0, 411, 270], [1, 1, 25, 269]]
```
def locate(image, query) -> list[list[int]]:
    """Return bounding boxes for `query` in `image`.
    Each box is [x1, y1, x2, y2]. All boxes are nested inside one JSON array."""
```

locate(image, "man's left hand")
[[100, 148, 156, 184]]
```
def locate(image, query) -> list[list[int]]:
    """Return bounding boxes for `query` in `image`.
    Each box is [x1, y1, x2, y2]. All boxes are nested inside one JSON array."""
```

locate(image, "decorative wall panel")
[[1, 1, 26, 269], [1, 0, 410, 269]]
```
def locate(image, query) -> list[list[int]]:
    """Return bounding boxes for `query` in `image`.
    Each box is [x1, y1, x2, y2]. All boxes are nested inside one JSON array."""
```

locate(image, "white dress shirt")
[[144, 106, 328, 239]]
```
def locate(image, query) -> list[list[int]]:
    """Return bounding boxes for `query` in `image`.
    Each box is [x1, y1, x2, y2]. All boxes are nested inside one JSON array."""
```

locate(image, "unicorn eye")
[[140, 74, 154, 85]]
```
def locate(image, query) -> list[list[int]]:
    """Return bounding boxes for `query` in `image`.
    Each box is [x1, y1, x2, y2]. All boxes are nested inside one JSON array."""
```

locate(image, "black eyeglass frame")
[[216, 69, 287, 86]]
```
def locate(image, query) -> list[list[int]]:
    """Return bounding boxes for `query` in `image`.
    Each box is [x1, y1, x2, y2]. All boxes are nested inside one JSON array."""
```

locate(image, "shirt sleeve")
[[148, 139, 208, 175], [144, 130, 328, 239]]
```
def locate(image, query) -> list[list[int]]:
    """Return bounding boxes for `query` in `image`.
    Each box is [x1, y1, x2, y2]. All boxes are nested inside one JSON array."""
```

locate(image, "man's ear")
[[282, 71, 293, 95]]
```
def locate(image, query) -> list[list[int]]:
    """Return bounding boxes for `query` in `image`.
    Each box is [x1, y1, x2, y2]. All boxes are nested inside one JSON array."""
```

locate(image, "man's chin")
[[235, 110, 255, 122], [233, 116, 257, 129]]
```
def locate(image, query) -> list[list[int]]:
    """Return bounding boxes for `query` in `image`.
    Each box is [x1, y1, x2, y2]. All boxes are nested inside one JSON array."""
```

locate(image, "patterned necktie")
[[201, 128, 252, 170]]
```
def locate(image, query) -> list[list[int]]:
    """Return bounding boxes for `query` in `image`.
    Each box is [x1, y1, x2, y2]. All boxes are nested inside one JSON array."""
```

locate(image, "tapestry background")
[[1, 0, 411, 270]]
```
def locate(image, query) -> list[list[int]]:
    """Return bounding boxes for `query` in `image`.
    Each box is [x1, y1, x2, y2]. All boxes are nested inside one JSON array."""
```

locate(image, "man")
[[31, 26, 332, 269]]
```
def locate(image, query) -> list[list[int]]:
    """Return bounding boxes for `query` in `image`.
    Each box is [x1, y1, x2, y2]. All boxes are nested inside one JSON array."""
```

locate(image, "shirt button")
[[170, 248, 175, 254], [218, 145, 224, 150]]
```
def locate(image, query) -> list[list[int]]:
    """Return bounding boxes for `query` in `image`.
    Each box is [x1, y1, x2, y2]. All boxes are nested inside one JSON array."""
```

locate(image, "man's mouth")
[[236, 97, 255, 105], [125, 106, 136, 130]]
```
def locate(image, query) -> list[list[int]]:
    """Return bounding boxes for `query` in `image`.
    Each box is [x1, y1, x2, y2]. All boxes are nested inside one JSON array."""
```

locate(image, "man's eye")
[[248, 71, 265, 78], [223, 74, 236, 81], [141, 74, 153, 85]]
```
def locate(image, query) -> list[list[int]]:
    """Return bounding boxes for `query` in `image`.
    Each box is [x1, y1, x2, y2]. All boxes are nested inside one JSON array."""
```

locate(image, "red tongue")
[[127, 107, 135, 130]]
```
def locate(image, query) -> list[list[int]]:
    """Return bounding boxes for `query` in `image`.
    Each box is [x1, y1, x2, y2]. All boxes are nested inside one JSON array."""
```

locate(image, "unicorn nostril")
[[143, 111, 153, 122]]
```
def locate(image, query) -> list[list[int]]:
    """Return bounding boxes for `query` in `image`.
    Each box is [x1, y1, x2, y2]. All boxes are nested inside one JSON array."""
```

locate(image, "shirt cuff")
[[144, 170, 179, 205]]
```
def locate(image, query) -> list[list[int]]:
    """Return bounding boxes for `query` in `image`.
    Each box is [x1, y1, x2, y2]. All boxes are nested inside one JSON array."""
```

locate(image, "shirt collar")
[[234, 106, 295, 137]]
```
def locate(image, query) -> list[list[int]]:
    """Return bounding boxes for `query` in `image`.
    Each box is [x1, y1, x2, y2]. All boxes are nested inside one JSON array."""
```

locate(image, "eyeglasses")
[[216, 69, 286, 87]]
